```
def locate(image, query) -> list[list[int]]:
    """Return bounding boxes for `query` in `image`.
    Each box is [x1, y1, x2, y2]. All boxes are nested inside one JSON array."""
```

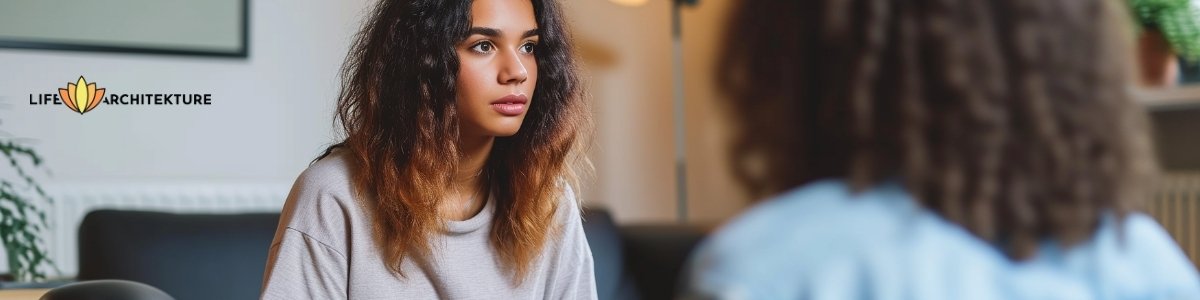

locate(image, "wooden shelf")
[[0, 289, 48, 300], [1135, 86, 1200, 111]]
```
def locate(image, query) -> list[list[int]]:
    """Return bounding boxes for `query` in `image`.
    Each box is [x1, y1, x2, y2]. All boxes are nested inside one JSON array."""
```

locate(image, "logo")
[[58, 76, 105, 115], [29, 75, 213, 115]]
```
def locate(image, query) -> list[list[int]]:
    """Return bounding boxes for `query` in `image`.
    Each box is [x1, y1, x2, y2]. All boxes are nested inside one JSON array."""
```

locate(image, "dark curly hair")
[[720, 0, 1156, 259], [325, 0, 589, 282]]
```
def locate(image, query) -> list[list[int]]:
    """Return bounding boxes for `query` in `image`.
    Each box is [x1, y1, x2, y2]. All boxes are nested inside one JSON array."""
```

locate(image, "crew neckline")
[[445, 192, 494, 234]]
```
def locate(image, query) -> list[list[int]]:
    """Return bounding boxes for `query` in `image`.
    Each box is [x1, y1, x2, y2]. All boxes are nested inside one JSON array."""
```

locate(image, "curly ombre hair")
[[323, 0, 589, 282], [720, 0, 1157, 259]]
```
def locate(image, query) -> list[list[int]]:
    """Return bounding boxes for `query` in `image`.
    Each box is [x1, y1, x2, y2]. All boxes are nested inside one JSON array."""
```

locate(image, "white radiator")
[[1149, 173, 1200, 270], [40, 181, 291, 278]]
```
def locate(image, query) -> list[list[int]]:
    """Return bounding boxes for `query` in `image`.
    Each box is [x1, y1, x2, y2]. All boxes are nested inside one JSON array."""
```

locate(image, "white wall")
[[0, 0, 368, 185]]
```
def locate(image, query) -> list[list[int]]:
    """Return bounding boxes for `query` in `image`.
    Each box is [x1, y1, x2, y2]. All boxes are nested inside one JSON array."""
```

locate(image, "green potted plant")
[[0, 120, 57, 283], [1131, 0, 1200, 86]]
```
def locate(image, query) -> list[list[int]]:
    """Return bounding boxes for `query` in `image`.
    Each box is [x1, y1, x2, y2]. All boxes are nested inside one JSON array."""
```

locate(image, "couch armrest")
[[40, 279, 173, 300]]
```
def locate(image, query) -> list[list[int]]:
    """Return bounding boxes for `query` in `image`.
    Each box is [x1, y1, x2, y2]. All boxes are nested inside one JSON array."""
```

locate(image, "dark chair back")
[[77, 210, 279, 300]]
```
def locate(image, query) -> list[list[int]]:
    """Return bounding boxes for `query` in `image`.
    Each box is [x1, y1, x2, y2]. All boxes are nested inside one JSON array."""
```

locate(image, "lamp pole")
[[671, 0, 692, 224]]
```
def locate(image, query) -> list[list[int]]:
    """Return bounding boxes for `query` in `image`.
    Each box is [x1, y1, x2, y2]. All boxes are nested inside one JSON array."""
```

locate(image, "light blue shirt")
[[685, 180, 1200, 299]]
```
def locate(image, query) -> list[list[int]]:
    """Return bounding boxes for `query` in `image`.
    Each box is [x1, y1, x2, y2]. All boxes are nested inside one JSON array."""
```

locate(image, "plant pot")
[[1138, 29, 1181, 87]]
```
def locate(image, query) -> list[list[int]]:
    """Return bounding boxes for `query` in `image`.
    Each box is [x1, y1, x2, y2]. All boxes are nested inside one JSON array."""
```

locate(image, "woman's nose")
[[497, 51, 529, 85]]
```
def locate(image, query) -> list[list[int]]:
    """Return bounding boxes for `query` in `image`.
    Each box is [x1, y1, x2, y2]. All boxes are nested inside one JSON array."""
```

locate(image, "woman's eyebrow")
[[468, 27, 502, 37], [521, 28, 539, 39], [466, 27, 540, 39]]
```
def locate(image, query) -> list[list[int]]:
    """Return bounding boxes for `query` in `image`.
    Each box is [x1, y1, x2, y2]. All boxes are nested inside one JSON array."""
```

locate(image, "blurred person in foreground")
[[684, 0, 1200, 299]]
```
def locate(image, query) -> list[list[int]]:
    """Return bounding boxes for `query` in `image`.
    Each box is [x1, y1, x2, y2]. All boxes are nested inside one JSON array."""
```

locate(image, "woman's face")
[[455, 0, 539, 138]]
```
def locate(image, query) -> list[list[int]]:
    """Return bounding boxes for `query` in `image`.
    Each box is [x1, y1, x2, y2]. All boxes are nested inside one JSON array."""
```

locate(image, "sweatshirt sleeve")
[[260, 162, 354, 300], [260, 228, 349, 300], [545, 186, 600, 300]]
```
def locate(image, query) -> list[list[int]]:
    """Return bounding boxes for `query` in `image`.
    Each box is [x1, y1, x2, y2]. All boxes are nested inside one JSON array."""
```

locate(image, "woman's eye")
[[471, 42, 494, 53], [520, 42, 536, 54]]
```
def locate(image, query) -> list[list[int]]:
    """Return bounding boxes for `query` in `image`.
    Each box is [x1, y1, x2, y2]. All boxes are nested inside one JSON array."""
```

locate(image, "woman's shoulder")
[[553, 181, 584, 222], [293, 148, 356, 195], [703, 179, 918, 252], [1065, 212, 1200, 297], [687, 180, 1200, 298], [286, 148, 362, 216], [276, 149, 364, 250], [685, 180, 924, 297]]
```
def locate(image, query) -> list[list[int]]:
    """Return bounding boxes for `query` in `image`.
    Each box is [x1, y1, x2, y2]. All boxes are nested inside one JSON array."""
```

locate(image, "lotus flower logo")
[[58, 76, 105, 114]]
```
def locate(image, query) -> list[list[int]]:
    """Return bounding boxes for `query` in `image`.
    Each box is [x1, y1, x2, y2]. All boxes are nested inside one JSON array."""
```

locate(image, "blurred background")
[[0, 0, 746, 284], [1, 0, 1199, 299]]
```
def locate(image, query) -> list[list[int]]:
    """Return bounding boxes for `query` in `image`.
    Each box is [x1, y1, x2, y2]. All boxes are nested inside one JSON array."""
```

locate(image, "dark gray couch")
[[65, 209, 705, 300], [76, 210, 280, 300]]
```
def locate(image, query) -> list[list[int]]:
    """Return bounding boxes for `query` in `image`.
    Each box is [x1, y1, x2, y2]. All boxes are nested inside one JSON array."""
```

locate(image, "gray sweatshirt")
[[260, 152, 598, 299]]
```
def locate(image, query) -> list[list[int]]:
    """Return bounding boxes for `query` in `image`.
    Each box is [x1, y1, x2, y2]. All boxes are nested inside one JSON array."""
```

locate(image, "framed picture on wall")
[[0, 0, 248, 58]]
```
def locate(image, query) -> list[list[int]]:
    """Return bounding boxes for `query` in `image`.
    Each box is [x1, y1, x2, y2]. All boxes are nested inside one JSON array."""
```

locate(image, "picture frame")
[[0, 0, 249, 58]]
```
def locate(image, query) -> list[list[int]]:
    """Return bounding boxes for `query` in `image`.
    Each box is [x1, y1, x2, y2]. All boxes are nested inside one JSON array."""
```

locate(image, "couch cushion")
[[620, 224, 707, 300], [77, 210, 279, 300]]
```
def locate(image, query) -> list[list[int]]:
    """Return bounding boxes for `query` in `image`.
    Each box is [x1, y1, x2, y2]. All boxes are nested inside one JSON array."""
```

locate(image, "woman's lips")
[[491, 94, 528, 116]]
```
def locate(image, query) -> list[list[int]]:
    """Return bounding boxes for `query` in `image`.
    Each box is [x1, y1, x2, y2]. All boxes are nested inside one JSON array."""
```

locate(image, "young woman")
[[686, 0, 1200, 299], [260, 0, 596, 298]]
